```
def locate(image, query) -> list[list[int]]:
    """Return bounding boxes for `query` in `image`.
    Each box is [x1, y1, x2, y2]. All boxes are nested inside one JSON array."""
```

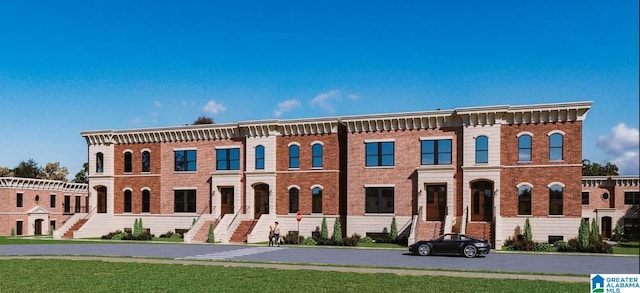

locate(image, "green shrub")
[[206, 223, 215, 243], [533, 242, 554, 252], [159, 231, 174, 238], [611, 224, 623, 241], [170, 232, 182, 239], [359, 236, 374, 244], [578, 219, 590, 250], [390, 217, 398, 241], [283, 231, 303, 245], [10, 228, 15, 236], [300, 237, 317, 245], [320, 217, 328, 240], [590, 219, 601, 245], [554, 240, 572, 252], [523, 218, 532, 241], [332, 218, 342, 242]]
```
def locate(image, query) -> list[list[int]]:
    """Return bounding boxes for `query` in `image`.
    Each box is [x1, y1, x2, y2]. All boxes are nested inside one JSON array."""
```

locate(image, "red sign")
[[296, 211, 302, 222]]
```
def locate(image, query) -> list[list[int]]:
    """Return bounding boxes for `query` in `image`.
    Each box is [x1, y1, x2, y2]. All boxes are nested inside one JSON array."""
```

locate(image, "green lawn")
[[613, 241, 640, 255], [0, 259, 586, 292]]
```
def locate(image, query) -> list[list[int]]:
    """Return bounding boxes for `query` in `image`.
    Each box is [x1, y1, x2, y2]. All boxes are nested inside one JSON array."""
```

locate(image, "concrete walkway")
[[0, 255, 588, 283]]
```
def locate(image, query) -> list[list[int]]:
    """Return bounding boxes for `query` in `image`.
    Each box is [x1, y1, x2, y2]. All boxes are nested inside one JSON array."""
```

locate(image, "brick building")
[[42, 100, 615, 248]]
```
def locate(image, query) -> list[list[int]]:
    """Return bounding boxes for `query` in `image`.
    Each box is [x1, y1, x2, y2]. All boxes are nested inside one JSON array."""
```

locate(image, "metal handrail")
[[189, 205, 210, 230], [227, 208, 242, 229]]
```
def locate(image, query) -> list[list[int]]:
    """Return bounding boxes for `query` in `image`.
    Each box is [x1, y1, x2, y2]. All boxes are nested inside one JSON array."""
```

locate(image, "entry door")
[[75, 196, 81, 213], [35, 219, 43, 235], [601, 217, 612, 238], [220, 187, 234, 214], [254, 184, 269, 219], [97, 187, 107, 213], [64, 196, 71, 214]]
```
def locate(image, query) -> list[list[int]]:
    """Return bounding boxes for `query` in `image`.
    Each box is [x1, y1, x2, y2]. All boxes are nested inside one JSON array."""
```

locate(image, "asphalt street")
[[0, 243, 638, 275]]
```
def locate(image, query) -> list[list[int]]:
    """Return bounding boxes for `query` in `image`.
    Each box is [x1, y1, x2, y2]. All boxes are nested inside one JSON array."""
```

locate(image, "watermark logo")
[[591, 274, 640, 293]]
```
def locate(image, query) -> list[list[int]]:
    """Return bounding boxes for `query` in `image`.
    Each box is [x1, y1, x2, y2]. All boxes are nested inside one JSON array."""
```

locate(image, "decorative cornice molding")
[[0, 177, 88, 193], [582, 175, 640, 187]]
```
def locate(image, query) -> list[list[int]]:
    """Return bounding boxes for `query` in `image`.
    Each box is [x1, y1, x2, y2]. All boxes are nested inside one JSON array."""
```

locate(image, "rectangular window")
[[581, 192, 590, 205], [174, 150, 197, 171], [255, 146, 265, 170], [142, 190, 150, 213], [518, 135, 532, 162], [623, 218, 639, 238], [50, 220, 56, 231], [50, 194, 56, 208], [124, 152, 132, 173], [365, 187, 394, 213], [312, 144, 323, 168], [365, 142, 394, 167], [624, 191, 640, 205], [549, 186, 563, 215], [174, 190, 196, 213], [75, 196, 81, 213], [124, 191, 132, 213], [216, 148, 240, 170], [17, 193, 23, 207], [548, 236, 563, 244], [289, 145, 300, 169], [16, 221, 23, 235], [142, 151, 151, 172], [421, 139, 452, 165]]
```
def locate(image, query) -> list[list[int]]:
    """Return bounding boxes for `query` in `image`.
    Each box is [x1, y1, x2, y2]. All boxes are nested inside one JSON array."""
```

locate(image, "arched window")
[[549, 133, 563, 161], [124, 190, 132, 213], [96, 152, 104, 173], [517, 184, 532, 215], [312, 143, 323, 168], [142, 189, 150, 213], [475, 136, 488, 164], [289, 144, 300, 169], [255, 145, 265, 170], [141, 151, 151, 172], [549, 184, 563, 215], [312, 187, 322, 213], [288, 187, 299, 213], [124, 151, 132, 173], [518, 134, 532, 162]]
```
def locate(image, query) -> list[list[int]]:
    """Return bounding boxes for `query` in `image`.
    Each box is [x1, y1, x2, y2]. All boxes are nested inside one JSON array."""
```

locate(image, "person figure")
[[273, 221, 281, 247], [268, 226, 274, 247]]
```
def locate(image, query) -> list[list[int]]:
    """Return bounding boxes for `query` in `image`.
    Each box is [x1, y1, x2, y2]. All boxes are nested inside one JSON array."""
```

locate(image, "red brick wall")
[[500, 122, 583, 217], [114, 143, 162, 214], [347, 128, 460, 217], [276, 133, 340, 216]]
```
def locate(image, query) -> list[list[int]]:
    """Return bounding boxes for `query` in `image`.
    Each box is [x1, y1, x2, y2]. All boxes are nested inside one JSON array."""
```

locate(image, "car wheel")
[[418, 244, 430, 256], [463, 245, 477, 258]]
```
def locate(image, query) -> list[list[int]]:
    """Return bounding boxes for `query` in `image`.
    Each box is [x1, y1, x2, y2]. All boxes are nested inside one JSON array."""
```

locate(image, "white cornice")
[[341, 110, 456, 133], [582, 175, 640, 187], [0, 177, 88, 193]]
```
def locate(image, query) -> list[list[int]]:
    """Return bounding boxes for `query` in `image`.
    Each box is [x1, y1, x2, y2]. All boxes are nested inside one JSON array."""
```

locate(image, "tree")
[[590, 218, 601, 245], [41, 162, 69, 181], [578, 218, 590, 250], [582, 159, 619, 176], [390, 217, 398, 241], [193, 116, 214, 125], [12, 159, 41, 178], [320, 217, 329, 239], [73, 163, 89, 183], [206, 223, 215, 243], [332, 218, 342, 242], [523, 218, 532, 241], [0, 166, 12, 177], [133, 218, 140, 237]]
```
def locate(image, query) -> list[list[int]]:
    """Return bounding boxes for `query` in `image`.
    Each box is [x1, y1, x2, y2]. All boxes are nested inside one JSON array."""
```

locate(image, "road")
[[0, 243, 638, 275]]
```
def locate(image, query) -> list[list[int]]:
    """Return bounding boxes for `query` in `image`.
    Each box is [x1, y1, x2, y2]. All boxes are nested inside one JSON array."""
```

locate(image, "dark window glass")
[[16, 221, 23, 235], [142, 151, 151, 172], [96, 152, 104, 173], [623, 218, 640, 237], [255, 145, 265, 170], [75, 196, 81, 213], [312, 144, 323, 168], [549, 133, 563, 161], [366, 142, 395, 167], [475, 136, 489, 163], [124, 152, 132, 173], [518, 185, 532, 215], [518, 135, 532, 162], [17, 193, 23, 207], [624, 191, 640, 205], [421, 139, 452, 165], [50, 220, 56, 231], [289, 145, 300, 168], [549, 184, 563, 215], [142, 190, 150, 213], [365, 187, 394, 213], [216, 148, 240, 170], [288, 188, 299, 213], [548, 235, 563, 243], [124, 190, 132, 213], [174, 190, 196, 212], [312, 187, 323, 213], [174, 150, 197, 171], [50, 194, 56, 208], [582, 192, 590, 205]]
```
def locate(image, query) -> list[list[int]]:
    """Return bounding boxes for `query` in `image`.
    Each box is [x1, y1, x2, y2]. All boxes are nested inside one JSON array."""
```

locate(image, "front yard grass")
[[613, 241, 640, 255], [0, 259, 586, 292]]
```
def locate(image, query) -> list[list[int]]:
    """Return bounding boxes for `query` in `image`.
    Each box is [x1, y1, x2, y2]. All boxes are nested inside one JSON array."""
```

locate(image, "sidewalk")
[[0, 255, 588, 283]]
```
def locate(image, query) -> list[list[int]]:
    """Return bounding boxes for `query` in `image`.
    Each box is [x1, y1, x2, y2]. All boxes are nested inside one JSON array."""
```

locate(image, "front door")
[[601, 216, 612, 239], [97, 186, 107, 213], [254, 184, 269, 219], [34, 219, 43, 235], [220, 187, 234, 214], [64, 196, 71, 214], [75, 196, 82, 213]]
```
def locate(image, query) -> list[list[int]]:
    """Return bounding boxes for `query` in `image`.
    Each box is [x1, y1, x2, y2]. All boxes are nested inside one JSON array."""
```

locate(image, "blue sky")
[[0, 1, 638, 177]]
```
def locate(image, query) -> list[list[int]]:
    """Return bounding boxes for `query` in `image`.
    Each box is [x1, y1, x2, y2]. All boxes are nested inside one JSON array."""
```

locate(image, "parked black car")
[[409, 234, 491, 258]]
